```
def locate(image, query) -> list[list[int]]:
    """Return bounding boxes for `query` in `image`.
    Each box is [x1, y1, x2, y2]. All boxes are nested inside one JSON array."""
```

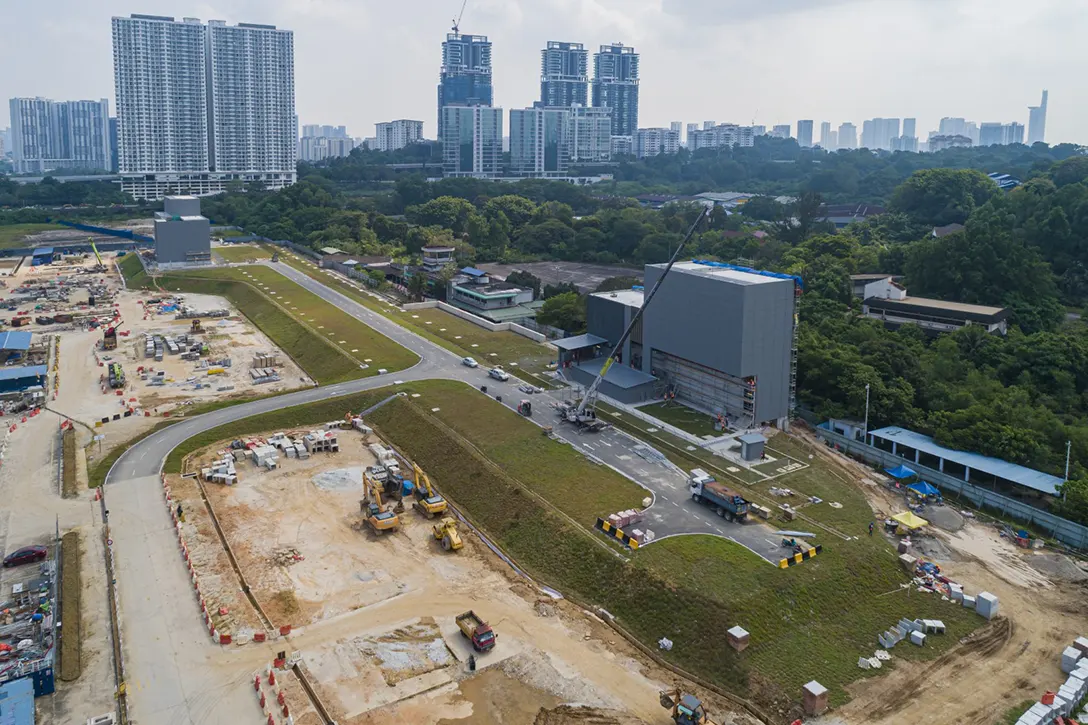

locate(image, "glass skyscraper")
[[592, 43, 639, 137], [438, 33, 493, 139], [540, 41, 588, 108]]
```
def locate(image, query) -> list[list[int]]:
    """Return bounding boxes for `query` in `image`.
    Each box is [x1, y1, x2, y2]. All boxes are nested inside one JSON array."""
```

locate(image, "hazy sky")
[[2, 0, 1084, 144]]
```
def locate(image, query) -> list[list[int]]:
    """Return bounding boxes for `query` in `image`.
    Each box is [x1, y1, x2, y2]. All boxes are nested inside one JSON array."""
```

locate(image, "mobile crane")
[[562, 208, 710, 425], [362, 470, 400, 534], [412, 462, 448, 518]]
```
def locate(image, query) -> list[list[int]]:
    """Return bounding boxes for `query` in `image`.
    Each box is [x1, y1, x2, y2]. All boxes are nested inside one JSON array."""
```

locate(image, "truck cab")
[[688, 469, 749, 522], [456, 610, 496, 652]]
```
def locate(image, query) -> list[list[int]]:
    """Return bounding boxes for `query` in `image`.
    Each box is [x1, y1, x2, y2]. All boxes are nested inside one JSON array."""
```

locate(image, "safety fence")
[[814, 426, 1088, 550]]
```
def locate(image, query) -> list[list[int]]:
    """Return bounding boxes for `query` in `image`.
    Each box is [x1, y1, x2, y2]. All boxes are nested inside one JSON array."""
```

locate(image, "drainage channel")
[[292, 663, 334, 724]]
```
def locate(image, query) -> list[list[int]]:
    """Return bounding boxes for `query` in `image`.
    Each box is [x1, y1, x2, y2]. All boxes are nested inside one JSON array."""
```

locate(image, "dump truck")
[[660, 688, 720, 725], [412, 463, 448, 518], [688, 469, 748, 522], [103, 326, 118, 350], [432, 517, 463, 552], [456, 610, 496, 652]]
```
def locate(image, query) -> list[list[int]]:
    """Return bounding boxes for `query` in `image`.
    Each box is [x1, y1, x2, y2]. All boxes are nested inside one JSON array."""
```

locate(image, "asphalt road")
[[103, 259, 783, 722]]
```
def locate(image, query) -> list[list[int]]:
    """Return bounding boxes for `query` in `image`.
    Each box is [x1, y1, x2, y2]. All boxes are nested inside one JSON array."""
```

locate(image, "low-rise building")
[[859, 276, 1008, 335], [154, 195, 211, 267], [817, 203, 885, 229], [421, 245, 456, 273], [609, 135, 633, 157], [445, 267, 540, 323], [633, 127, 680, 158]]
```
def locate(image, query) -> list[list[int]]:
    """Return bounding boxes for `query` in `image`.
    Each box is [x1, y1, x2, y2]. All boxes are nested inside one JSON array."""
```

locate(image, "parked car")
[[487, 367, 509, 381], [518, 384, 542, 394], [461, 356, 478, 368], [3, 545, 47, 568]]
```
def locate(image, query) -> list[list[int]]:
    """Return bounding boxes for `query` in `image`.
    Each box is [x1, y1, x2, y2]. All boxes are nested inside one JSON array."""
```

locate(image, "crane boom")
[[89, 238, 103, 267], [574, 208, 710, 417], [451, 0, 468, 32]]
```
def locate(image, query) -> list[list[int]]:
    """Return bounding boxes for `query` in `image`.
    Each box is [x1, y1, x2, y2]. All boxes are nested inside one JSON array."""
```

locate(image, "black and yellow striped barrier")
[[595, 518, 640, 550], [779, 544, 822, 569]]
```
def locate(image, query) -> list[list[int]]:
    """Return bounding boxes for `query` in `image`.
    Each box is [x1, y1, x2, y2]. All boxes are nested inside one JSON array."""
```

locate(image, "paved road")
[[105, 260, 781, 723]]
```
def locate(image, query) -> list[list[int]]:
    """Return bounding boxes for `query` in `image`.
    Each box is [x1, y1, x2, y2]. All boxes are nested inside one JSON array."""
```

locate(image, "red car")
[[3, 545, 47, 568]]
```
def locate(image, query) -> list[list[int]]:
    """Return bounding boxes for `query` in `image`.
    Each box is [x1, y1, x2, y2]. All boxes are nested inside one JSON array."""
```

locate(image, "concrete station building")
[[557, 260, 801, 428], [154, 195, 211, 267]]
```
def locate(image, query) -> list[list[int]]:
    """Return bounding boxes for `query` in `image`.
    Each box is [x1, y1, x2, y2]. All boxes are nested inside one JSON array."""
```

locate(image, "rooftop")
[[850, 273, 895, 282], [574, 357, 658, 389], [0, 331, 33, 352], [665, 261, 784, 286], [866, 295, 1007, 318], [452, 282, 522, 299], [460, 266, 487, 277], [32, 247, 54, 256], [868, 426, 1063, 495], [0, 365, 47, 382], [591, 288, 644, 308], [554, 333, 609, 352]]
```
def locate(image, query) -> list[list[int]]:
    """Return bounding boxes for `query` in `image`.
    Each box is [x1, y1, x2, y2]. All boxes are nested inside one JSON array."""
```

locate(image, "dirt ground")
[[798, 429, 1088, 725], [176, 426, 762, 725]]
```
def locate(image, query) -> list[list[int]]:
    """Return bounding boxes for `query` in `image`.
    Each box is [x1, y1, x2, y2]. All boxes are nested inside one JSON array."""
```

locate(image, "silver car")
[[461, 356, 479, 368]]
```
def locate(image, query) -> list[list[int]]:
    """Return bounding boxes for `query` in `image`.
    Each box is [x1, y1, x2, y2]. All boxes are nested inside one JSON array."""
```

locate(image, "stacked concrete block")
[[962, 594, 976, 609], [1016, 701, 1057, 725], [899, 618, 921, 633], [802, 681, 828, 716], [919, 619, 946, 635], [1075, 636, 1088, 656], [909, 630, 926, 646], [949, 583, 963, 602], [1062, 646, 1083, 674], [726, 626, 749, 653], [304, 430, 339, 453], [975, 591, 999, 620], [898, 553, 917, 571]]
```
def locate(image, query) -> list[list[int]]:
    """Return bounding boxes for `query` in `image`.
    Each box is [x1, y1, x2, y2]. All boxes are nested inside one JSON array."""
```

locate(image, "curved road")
[[104, 260, 781, 724]]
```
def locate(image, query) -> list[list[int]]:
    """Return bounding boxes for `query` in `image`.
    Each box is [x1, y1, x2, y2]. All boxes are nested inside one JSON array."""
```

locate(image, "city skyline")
[[0, 1, 1082, 146]]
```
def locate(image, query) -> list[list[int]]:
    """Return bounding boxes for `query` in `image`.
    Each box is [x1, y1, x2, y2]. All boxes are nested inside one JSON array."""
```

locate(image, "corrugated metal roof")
[[0, 331, 32, 352], [0, 677, 35, 725], [0, 365, 47, 382], [574, 357, 657, 389], [868, 426, 1063, 495], [32, 247, 54, 256], [460, 267, 487, 276], [554, 333, 609, 351]]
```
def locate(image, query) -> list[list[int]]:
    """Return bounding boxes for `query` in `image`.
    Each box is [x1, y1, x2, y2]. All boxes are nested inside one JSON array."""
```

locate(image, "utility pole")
[[863, 383, 871, 443], [1065, 439, 1071, 481]]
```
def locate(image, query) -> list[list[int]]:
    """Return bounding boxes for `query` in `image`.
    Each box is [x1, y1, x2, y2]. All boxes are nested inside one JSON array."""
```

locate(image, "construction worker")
[[177, 503, 184, 522], [869, 521, 874, 536]]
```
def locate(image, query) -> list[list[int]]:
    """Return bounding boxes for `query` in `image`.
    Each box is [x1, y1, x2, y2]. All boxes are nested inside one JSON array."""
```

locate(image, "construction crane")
[[659, 688, 721, 725], [412, 462, 448, 518], [566, 208, 710, 422], [362, 470, 400, 534], [451, 0, 468, 33], [89, 238, 105, 269]]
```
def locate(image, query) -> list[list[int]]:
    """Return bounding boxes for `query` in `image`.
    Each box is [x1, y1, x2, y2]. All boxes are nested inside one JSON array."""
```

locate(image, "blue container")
[[401, 478, 415, 497]]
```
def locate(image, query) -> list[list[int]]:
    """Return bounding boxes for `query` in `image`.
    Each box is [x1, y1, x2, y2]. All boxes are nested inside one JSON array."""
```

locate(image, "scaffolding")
[[650, 349, 756, 426]]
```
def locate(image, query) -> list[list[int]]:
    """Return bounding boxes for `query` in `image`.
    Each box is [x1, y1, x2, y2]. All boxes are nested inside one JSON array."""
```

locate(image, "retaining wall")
[[815, 426, 1088, 550]]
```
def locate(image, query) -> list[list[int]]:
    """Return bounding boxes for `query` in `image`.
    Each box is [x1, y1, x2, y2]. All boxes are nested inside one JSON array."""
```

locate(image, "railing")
[[814, 426, 1088, 550]]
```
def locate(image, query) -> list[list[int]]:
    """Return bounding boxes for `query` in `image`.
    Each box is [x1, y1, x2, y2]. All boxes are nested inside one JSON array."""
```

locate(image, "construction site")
[[162, 416, 769, 725]]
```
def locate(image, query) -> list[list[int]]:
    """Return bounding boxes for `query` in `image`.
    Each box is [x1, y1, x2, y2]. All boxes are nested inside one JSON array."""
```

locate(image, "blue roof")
[[32, 247, 54, 256], [574, 357, 657, 389], [0, 677, 35, 725], [0, 332, 32, 352], [690, 259, 804, 289], [908, 481, 941, 496], [885, 464, 917, 479], [0, 365, 47, 382], [870, 426, 1064, 495], [461, 267, 487, 277]]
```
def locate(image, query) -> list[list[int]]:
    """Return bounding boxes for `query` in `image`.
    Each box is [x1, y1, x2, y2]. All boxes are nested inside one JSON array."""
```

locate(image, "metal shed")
[[738, 433, 766, 461]]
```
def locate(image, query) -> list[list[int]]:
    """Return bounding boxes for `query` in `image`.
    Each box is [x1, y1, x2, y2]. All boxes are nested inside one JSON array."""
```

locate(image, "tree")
[[595, 276, 642, 293], [484, 195, 537, 231], [409, 196, 477, 235], [543, 281, 578, 299], [407, 272, 428, 301], [514, 219, 575, 255], [536, 291, 586, 333], [505, 270, 542, 297], [889, 168, 999, 226]]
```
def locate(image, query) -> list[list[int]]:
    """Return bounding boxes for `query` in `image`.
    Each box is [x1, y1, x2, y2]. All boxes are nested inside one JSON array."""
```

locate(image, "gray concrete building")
[[154, 196, 211, 266], [559, 261, 800, 426]]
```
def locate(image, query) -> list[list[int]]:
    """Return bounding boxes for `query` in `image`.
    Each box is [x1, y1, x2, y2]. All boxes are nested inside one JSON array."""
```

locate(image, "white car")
[[487, 367, 510, 381], [461, 357, 479, 368]]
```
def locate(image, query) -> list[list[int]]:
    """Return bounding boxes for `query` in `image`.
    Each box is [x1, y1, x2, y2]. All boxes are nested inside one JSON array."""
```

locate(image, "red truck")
[[456, 610, 496, 653]]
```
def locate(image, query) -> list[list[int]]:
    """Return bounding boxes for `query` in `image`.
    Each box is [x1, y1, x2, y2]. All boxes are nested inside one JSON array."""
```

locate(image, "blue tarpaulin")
[[908, 481, 941, 497], [885, 464, 917, 479]]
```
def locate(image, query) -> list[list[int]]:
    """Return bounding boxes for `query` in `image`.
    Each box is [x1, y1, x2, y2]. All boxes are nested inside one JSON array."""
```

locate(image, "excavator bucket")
[[660, 691, 677, 709]]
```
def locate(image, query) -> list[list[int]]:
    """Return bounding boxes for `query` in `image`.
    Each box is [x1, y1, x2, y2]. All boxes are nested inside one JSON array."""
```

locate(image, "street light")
[[863, 383, 871, 443]]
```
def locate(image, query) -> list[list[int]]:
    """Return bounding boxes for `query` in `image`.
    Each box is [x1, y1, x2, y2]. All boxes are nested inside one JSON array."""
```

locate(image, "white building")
[[9, 97, 111, 173], [610, 135, 633, 157], [509, 107, 571, 177], [1028, 90, 1048, 145], [112, 14, 296, 199], [771, 124, 791, 139], [634, 127, 680, 158], [838, 122, 857, 149], [298, 136, 355, 162], [441, 106, 503, 178], [570, 104, 612, 163], [374, 120, 424, 152], [302, 124, 347, 138], [688, 123, 756, 150]]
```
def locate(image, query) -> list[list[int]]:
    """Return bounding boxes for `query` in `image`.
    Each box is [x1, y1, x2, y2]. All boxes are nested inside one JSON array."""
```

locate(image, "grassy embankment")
[[161, 378, 979, 716], [59, 531, 81, 681], [273, 251, 557, 376], [214, 245, 272, 263]]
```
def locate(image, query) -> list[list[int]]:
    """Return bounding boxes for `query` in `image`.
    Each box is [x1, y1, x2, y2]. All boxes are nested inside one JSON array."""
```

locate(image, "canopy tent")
[[885, 464, 917, 479], [907, 481, 941, 497], [891, 511, 929, 530]]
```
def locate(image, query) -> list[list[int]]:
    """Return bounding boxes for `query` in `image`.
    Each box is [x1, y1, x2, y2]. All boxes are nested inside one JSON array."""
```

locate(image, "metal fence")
[[814, 426, 1088, 550]]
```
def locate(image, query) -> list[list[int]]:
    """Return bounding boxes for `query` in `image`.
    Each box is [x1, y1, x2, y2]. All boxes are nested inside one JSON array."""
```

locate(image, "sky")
[[2, 0, 1085, 144]]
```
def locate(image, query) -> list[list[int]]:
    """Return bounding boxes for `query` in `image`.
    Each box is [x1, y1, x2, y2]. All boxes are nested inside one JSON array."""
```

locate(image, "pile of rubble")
[[271, 547, 305, 567]]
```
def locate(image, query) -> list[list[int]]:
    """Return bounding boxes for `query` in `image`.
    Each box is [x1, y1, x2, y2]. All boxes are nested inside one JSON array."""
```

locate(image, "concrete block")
[[910, 630, 926, 646], [802, 681, 828, 717], [975, 591, 999, 620], [962, 594, 976, 609], [878, 632, 896, 649], [726, 626, 749, 653], [1074, 636, 1088, 655], [858, 656, 870, 670], [949, 584, 963, 602], [898, 553, 917, 571], [1062, 646, 1083, 674]]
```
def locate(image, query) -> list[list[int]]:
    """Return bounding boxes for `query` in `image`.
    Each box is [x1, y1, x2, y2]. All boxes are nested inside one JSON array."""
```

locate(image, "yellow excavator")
[[412, 462, 448, 518], [362, 470, 400, 534], [660, 688, 720, 725], [432, 517, 463, 552]]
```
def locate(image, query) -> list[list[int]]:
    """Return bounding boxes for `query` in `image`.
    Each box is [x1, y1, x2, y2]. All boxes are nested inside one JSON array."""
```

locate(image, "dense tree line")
[[0, 175, 132, 209]]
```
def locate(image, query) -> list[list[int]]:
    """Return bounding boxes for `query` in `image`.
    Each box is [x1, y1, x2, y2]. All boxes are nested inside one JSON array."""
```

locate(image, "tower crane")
[[564, 208, 710, 423], [451, 0, 468, 33]]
